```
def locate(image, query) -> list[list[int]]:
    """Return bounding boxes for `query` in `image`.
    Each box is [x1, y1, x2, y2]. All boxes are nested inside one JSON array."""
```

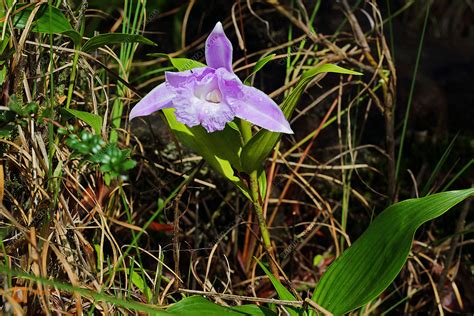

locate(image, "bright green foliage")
[[1, 3, 158, 51], [312, 189, 474, 315], [3, 3, 81, 43], [161, 108, 250, 198], [148, 53, 206, 70], [66, 130, 136, 184], [92, 145, 136, 180], [129, 270, 152, 302], [66, 130, 105, 157], [0, 35, 9, 85], [167, 296, 276, 316]]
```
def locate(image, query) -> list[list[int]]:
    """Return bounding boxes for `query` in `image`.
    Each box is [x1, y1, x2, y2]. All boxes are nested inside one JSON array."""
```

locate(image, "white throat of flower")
[[205, 89, 222, 104]]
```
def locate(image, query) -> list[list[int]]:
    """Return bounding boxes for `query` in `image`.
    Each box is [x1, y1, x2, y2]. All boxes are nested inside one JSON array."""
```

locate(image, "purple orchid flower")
[[129, 22, 293, 134]]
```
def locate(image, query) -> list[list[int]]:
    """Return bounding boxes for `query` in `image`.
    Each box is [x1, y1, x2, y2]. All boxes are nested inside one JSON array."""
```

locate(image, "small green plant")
[[0, 96, 39, 138], [65, 129, 136, 184]]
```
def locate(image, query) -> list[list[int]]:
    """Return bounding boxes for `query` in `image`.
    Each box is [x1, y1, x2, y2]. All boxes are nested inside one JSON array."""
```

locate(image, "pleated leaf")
[[312, 189, 474, 315]]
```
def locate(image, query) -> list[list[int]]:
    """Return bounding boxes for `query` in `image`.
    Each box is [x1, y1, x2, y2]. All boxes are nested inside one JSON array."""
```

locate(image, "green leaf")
[[162, 108, 245, 188], [312, 189, 474, 315], [148, 54, 206, 71], [167, 296, 276, 316], [258, 169, 267, 200], [169, 57, 206, 71], [64, 109, 103, 135], [81, 33, 156, 53], [5, 4, 81, 43], [244, 54, 276, 85], [130, 270, 152, 302], [240, 64, 362, 173], [255, 259, 300, 316]]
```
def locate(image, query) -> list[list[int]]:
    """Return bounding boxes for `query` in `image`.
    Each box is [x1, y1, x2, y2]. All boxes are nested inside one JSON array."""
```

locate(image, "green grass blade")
[[442, 159, 473, 191], [312, 188, 474, 315], [148, 53, 206, 70], [395, 2, 430, 181], [421, 134, 458, 196]]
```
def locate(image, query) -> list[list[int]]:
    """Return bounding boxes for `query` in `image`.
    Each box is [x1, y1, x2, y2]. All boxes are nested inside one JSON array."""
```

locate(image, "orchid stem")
[[240, 120, 280, 277], [249, 170, 279, 274]]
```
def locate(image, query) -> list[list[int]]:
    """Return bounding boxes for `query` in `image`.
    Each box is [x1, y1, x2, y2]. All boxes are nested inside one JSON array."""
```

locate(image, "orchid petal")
[[165, 67, 214, 88], [205, 22, 233, 72], [130, 82, 175, 120], [231, 85, 293, 134]]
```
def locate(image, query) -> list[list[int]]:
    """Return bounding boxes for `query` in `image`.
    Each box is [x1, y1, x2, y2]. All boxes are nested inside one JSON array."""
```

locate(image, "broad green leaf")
[[162, 108, 250, 198], [82, 33, 156, 53], [65, 109, 102, 135], [167, 296, 276, 316], [240, 64, 362, 173], [244, 54, 276, 85], [256, 259, 300, 316], [148, 54, 206, 70], [5, 4, 81, 43], [312, 189, 474, 315], [162, 108, 242, 172]]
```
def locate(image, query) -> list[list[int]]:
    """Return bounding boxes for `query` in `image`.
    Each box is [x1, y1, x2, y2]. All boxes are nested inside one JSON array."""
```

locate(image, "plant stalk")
[[249, 170, 280, 278], [240, 120, 280, 277]]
